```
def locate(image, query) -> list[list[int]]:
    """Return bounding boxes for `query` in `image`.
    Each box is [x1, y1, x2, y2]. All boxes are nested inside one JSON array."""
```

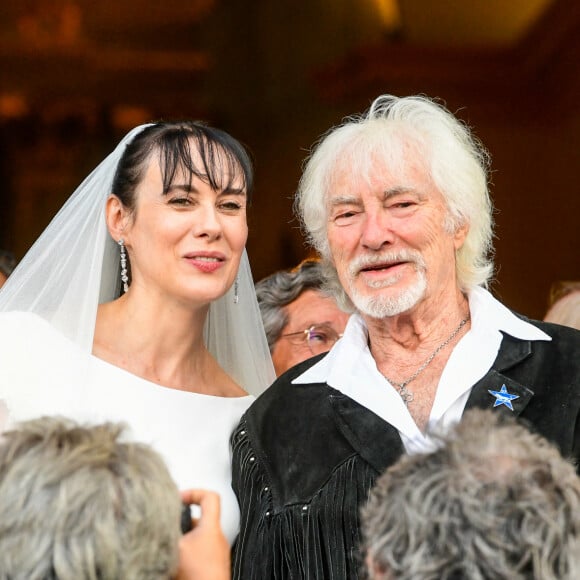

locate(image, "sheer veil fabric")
[[0, 124, 275, 397]]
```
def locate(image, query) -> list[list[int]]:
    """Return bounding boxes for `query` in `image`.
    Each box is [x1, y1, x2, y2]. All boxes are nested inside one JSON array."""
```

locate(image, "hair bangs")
[[157, 125, 253, 201]]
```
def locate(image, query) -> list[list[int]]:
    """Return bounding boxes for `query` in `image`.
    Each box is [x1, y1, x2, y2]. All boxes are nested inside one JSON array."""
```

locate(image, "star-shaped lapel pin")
[[488, 384, 520, 411]]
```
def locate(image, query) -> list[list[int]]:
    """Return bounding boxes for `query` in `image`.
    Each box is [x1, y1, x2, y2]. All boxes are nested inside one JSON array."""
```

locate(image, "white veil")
[[0, 124, 275, 397]]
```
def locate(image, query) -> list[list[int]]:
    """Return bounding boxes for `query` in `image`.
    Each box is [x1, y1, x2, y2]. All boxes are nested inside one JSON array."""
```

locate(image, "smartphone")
[[180, 502, 193, 534]]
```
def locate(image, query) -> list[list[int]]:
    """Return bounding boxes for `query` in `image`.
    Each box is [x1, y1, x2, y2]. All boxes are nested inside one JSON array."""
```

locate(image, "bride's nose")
[[192, 204, 222, 240]]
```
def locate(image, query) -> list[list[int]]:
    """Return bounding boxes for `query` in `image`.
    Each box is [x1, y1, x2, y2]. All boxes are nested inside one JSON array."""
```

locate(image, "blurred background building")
[[0, 0, 578, 319]]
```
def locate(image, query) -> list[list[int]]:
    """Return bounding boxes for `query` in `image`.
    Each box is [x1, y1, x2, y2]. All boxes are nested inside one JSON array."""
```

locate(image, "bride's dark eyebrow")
[[220, 187, 246, 196], [165, 184, 197, 195], [165, 184, 246, 197]]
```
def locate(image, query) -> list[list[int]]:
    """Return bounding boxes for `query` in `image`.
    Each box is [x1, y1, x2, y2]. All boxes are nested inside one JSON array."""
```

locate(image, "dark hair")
[[0, 250, 16, 278], [112, 121, 254, 212]]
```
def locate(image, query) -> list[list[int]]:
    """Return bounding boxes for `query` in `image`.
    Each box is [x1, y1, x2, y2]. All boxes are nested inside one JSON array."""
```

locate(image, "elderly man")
[[231, 95, 580, 579], [362, 409, 580, 579], [256, 259, 349, 375]]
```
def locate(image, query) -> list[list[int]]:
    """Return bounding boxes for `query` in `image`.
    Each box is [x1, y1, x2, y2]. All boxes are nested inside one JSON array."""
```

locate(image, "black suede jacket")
[[231, 320, 580, 580]]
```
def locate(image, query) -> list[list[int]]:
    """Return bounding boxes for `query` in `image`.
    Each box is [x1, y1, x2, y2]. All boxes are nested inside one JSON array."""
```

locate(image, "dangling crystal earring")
[[233, 277, 239, 304], [118, 239, 129, 293]]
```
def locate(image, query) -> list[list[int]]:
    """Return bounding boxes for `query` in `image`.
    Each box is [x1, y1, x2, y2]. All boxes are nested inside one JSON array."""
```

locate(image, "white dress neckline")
[[0, 311, 254, 544]]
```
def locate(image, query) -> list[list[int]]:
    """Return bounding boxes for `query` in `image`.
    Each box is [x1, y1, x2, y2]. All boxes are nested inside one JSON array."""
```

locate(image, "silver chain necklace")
[[383, 315, 470, 406]]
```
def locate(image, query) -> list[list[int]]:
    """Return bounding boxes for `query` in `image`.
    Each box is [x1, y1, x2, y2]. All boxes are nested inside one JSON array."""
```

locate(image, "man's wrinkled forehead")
[[324, 150, 431, 203]]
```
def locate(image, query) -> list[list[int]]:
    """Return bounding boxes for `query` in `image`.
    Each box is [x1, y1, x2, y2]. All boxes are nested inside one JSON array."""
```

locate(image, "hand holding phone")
[[175, 489, 230, 580]]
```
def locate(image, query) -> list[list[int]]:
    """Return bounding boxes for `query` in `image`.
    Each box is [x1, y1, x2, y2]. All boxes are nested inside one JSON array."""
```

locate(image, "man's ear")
[[105, 195, 130, 243], [453, 220, 469, 251]]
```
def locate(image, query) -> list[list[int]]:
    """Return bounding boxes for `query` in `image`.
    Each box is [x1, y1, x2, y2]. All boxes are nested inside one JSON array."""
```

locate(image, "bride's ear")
[[105, 194, 131, 242]]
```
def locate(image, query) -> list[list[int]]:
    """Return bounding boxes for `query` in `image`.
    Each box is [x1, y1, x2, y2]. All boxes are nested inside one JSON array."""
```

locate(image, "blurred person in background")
[[544, 280, 580, 330], [256, 258, 349, 376], [0, 249, 16, 288]]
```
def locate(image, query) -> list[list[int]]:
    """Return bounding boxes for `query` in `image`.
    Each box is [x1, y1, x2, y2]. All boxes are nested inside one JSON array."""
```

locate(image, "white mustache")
[[348, 249, 426, 277]]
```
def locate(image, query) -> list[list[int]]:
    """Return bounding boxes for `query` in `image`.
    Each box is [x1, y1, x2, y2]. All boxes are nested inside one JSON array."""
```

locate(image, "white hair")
[[295, 94, 494, 312], [0, 417, 181, 579]]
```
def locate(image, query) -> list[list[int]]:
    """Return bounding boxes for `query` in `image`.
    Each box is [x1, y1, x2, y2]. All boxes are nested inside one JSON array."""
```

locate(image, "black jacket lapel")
[[329, 390, 405, 475], [328, 335, 537, 471], [465, 334, 535, 417], [466, 369, 535, 417]]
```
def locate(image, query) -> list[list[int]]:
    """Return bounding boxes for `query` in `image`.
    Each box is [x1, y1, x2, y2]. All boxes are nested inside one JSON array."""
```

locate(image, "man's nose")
[[360, 209, 395, 250]]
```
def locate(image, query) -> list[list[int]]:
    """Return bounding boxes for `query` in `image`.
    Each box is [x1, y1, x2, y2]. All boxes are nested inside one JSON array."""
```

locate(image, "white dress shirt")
[[293, 287, 551, 454]]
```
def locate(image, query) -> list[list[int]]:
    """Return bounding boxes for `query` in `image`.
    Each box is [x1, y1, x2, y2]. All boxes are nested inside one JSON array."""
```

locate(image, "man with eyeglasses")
[[256, 258, 349, 376]]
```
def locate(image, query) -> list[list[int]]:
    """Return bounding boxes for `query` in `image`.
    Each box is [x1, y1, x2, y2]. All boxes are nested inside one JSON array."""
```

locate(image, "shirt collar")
[[293, 286, 550, 386], [468, 286, 551, 341]]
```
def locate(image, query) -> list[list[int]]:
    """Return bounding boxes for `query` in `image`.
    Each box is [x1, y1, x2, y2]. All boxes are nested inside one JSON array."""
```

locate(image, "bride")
[[0, 121, 275, 543]]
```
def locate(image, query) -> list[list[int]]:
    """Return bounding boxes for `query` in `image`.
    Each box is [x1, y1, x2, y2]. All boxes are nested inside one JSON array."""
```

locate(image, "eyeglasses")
[[279, 324, 343, 356]]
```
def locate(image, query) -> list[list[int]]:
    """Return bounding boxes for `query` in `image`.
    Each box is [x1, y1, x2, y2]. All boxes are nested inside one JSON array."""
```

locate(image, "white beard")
[[345, 250, 427, 318]]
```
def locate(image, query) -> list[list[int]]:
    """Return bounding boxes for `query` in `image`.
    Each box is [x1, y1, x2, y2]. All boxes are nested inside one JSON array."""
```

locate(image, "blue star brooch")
[[488, 384, 520, 411]]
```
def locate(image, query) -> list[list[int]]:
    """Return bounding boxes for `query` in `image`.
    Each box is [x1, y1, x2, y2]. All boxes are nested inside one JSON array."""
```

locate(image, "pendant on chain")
[[383, 315, 470, 406], [397, 384, 414, 405]]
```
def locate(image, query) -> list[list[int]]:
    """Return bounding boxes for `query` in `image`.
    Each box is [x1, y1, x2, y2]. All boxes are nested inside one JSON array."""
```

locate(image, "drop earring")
[[118, 239, 129, 293], [234, 277, 239, 304]]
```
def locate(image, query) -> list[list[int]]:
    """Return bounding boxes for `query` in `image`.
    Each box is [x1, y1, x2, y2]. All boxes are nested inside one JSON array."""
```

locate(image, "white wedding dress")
[[0, 311, 254, 545]]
